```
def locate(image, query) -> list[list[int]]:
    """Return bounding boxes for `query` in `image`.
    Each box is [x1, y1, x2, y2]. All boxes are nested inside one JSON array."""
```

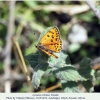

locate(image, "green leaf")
[[0, 39, 4, 46], [82, 80, 94, 92], [69, 43, 81, 53], [49, 51, 80, 82], [25, 50, 50, 67], [23, 1, 37, 9], [53, 65, 81, 82], [49, 76, 56, 82], [88, 37, 96, 46], [94, 70, 100, 85], [41, 77, 49, 86], [95, 70, 100, 78], [44, 67, 52, 75], [61, 80, 80, 93], [78, 58, 94, 81], [77, 11, 95, 22], [32, 62, 48, 88], [25, 42, 37, 55], [25, 52, 39, 69], [25, 51, 49, 88], [97, 5, 100, 11], [48, 51, 71, 68]]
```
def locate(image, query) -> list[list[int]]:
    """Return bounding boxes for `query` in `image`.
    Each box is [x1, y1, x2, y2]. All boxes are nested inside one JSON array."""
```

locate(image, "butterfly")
[[36, 26, 62, 58]]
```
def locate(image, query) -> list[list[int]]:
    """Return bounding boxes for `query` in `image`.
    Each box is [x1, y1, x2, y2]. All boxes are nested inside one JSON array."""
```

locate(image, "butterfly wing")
[[39, 26, 62, 52], [37, 46, 58, 58]]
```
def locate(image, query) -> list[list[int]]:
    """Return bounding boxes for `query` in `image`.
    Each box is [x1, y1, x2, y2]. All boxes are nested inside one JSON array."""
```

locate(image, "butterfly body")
[[36, 26, 62, 58]]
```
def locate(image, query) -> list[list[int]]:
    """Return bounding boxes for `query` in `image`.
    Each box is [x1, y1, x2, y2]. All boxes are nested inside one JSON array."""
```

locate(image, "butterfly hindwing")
[[38, 46, 58, 58]]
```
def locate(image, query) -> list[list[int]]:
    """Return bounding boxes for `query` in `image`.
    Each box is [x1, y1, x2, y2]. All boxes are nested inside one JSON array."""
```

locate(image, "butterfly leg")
[[38, 47, 58, 58]]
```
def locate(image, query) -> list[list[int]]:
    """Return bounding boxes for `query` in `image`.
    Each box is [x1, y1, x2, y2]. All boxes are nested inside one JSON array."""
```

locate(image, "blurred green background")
[[0, 1, 100, 92]]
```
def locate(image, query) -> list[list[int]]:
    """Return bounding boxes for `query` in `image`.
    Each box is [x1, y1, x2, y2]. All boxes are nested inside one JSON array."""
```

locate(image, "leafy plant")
[[26, 27, 95, 93]]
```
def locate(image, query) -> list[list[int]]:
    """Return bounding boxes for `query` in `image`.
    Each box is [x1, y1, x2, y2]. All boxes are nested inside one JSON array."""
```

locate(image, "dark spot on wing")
[[47, 35, 50, 37], [49, 31, 54, 34], [55, 38, 58, 41], [51, 39, 53, 42], [52, 35, 54, 38]]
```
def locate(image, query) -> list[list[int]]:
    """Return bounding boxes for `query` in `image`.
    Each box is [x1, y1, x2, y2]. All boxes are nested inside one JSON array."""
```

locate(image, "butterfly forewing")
[[36, 26, 62, 58], [39, 27, 62, 52]]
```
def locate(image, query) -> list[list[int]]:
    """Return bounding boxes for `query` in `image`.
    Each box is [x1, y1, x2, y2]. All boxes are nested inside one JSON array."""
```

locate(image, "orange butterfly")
[[36, 26, 62, 58]]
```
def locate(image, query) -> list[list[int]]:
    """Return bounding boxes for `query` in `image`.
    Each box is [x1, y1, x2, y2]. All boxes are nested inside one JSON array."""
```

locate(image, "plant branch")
[[3, 1, 16, 93], [12, 38, 33, 92], [38, 83, 61, 93], [86, 0, 100, 19]]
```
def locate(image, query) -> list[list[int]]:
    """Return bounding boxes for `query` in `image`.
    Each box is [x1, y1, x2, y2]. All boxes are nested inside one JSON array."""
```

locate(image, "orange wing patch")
[[36, 26, 62, 58]]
